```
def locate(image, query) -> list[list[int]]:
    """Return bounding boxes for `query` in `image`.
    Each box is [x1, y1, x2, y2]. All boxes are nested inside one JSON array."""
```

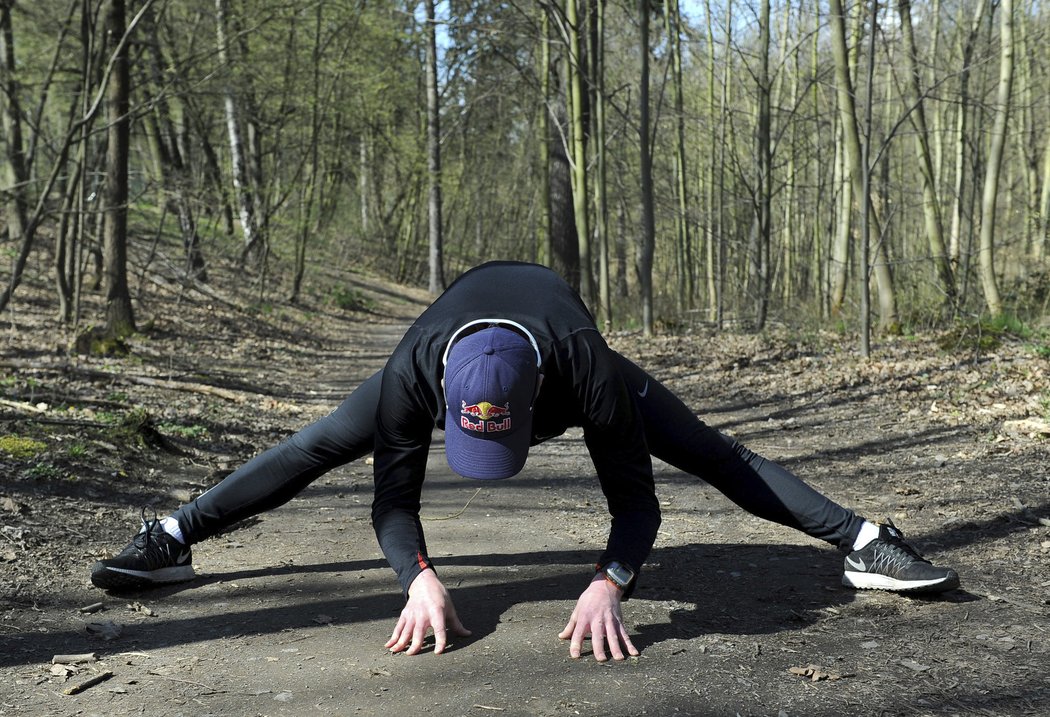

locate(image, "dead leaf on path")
[[128, 602, 156, 617], [788, 664, 851, 682], [1, 497, 27, 514], [899, 659, 931, 672], [86, 620, 123, 641], [369, 667, 392, 677]]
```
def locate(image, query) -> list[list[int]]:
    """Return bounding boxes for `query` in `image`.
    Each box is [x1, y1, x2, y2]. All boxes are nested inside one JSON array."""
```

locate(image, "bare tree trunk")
[[750, 0, 772, 330], [637, 0, 655, 336], [215, 0, 261, 266], [715, 0, 733, 328], [1014, 7, 1039, 259], [896, 0, 956, 308], [591, 0, 611, 329], [781, 17, 799, 307], [829, 116, 851, 314], [566, 0, 592, 304], [538, 4, 552, 268], [664, 0, 691, 313], [928, 0, 944, 196], [548, 57, 579, 288], [615, 196, 628, 297], [0, 0, 40, 315], [829, 0, 862, 317], [424, 0, 444, 294], [811, 0, 829, 317], [827, 0, 899, 334], [0, 0, 28, 245], [858, 0, 880, 357], [948, 0, 988, 271], [702, 0, 719, 323], [59, 0, 98, 323], [1037, 113, 1050, 262], [291, 5, 323, 303], [102, 0, 134, 338], [359, 133, 370, 239], [978, 0, 1014, 317]]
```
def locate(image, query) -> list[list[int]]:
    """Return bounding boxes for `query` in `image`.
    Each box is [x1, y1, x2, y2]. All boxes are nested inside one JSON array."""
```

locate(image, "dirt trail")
[[2, 274, 1049, 716]]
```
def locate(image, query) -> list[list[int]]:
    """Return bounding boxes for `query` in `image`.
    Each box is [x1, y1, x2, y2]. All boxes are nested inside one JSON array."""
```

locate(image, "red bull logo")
[[460, 400, 512, 433]]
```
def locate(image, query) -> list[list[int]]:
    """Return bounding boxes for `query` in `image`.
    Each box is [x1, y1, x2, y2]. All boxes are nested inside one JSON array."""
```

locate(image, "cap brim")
[[444, 410, 532, 480]]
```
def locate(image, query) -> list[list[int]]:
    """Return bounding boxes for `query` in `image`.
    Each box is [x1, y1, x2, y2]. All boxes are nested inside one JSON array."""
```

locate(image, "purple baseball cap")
[[443, 323, 541, 480]]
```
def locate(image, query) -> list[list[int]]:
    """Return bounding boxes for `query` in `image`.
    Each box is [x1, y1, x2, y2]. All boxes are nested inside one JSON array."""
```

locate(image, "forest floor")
[[1, 263, 1049, 717]]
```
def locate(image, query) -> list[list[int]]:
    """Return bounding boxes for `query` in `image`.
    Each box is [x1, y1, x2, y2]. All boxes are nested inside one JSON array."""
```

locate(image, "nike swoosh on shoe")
[[845, 556, 867, 571]]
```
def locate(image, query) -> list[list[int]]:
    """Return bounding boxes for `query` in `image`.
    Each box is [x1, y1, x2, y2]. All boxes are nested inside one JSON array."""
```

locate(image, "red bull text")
[[461, 401, 512, 433]]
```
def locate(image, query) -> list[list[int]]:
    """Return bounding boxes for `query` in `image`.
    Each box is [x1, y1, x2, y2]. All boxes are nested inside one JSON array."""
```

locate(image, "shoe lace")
[[877, 520, 930, 567], [133, 507, 161, 550]]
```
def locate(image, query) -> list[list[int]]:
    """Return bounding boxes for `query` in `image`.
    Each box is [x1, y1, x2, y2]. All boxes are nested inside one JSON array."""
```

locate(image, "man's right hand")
[[386, 568, 471, 655]]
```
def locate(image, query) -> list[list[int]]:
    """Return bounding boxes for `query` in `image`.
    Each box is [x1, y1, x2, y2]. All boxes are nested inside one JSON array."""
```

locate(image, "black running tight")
[[173, 358, 863, 551]]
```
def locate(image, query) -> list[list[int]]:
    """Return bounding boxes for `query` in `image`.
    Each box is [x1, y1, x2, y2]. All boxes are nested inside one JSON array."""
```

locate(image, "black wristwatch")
[[599, 560, 635, 591]]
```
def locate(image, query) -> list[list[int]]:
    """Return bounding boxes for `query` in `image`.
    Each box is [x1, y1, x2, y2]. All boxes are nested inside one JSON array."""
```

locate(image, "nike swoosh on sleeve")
[[637, 380, 649, 398]]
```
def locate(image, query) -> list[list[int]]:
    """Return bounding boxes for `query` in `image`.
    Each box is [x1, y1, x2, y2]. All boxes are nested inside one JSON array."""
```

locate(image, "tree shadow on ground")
[[0, 542, 966, 669]]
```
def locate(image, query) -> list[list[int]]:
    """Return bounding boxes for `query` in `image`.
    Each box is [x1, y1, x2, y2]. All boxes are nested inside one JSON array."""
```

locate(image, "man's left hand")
[[558, 572, 639, 661]]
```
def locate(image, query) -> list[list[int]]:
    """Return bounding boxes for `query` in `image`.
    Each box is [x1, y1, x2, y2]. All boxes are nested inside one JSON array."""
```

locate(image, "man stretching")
[[92, 261, 959, 662]]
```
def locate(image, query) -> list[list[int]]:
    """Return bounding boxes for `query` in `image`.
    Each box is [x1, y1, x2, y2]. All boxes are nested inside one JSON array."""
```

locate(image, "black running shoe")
[[91, 509, 195, 591], [842, 520, 959, 594]]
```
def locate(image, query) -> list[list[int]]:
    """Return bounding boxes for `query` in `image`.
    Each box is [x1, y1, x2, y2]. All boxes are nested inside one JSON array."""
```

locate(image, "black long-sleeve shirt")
[[370, 262, 661, 595]]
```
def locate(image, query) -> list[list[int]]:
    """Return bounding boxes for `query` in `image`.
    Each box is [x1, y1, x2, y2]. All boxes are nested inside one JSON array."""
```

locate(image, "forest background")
[[2, 0, 1050, 346]]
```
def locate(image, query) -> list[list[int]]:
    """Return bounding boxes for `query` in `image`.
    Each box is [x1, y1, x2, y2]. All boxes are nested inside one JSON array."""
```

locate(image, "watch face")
[[605, 562, 634, 588]]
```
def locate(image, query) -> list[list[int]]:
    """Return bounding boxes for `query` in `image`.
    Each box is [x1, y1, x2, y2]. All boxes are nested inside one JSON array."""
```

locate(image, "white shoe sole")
[[93, 564, 196, 589], [842, 571, 956, 593], [108, 565, 195, 582]]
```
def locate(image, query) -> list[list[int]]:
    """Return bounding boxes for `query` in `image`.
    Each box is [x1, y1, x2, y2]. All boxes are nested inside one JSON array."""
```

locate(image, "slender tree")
[[538, 3, 552, 267], [827, 0, 899, 334], [0, 0, 28, 246], [750, 0, 773, 329], [102, 0, 134, 338], [1037, 118, 1050, 261], [978, 0, 1015, 317], [638, 0, 654, 336], [291, 5, 323, 302], [896, 0, 956, 309], [566, 0, 592, 302], [215, 0, 262, 266], [948, 0, 989, 271], [591, 0, 611, 329], [701, 0, 717, 322], [424, 0, 444, 293], [664, 0, 691, 312]]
